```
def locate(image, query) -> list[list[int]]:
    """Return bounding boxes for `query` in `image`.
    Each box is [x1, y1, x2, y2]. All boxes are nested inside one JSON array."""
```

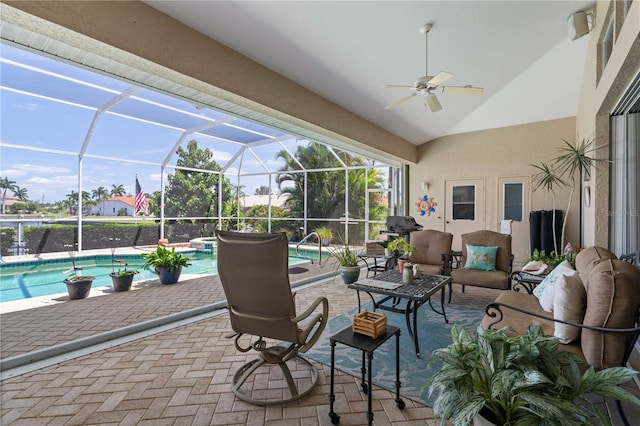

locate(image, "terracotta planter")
[[63, 277, 94, 300], [110, 272, 135, 292], [339, 265, 360, 284], [157, 266, 182, 285]]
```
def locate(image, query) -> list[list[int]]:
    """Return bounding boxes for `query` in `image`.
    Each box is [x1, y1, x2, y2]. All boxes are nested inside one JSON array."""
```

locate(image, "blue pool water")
[[0, 248, 319, 303]]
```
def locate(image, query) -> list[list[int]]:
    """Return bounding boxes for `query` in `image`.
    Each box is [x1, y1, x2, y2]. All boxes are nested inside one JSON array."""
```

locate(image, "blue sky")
[[0, 43, 309, 204]]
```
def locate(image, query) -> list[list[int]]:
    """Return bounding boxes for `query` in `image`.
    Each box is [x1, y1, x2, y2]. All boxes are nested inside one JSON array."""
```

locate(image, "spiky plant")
[[531, 136, 607, 252], [531, 160, 565, 254], [553, 137, 606, 249], [427, 324, 640, 426]]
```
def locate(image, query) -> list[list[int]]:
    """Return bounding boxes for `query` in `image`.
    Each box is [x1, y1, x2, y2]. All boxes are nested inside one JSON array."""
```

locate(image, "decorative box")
[[352, 311, 387, 338]]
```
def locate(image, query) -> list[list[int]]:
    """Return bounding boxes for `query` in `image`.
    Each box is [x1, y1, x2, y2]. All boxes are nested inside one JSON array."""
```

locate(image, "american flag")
[[134, 176, 148, 215]]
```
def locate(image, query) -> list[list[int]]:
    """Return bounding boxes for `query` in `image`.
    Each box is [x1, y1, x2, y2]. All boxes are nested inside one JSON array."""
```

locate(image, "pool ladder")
[[295, 231, 323, 267]]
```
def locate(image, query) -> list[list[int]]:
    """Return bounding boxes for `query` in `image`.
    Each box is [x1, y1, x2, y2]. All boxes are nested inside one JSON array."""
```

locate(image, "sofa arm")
[[484, 301, 640, 365]]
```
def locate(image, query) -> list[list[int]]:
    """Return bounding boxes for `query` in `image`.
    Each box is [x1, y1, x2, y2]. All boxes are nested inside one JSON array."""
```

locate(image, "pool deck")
[[1, 260, 639, 425]]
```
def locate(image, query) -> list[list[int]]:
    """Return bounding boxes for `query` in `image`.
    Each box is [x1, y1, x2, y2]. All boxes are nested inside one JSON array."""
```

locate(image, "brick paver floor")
[[1, 264, 638, 425]]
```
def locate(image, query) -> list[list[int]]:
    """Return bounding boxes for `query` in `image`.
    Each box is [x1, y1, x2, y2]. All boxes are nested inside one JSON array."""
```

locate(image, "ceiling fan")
[[383, 23, 483, 112]]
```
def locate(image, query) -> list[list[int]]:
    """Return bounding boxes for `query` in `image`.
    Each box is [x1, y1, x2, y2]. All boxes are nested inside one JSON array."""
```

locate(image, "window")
[[602, 14, 614, 71], [504, 183, 523, 222], [452, 185, 475, 220]]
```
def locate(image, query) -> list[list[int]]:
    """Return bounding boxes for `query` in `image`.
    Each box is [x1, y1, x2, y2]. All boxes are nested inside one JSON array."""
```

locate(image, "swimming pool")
[[0, 248, 320, 303]]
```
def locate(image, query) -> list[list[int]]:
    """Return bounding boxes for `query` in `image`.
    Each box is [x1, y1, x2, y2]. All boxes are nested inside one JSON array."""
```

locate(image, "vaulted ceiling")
[[145, 1, 595, 145]]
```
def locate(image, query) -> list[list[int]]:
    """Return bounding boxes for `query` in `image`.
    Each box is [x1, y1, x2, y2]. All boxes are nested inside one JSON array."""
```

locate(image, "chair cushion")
[[460, 230, 511, 273], [534, 260, 575, 312], [464, 244, 498, 271], [414, 263, 442, 276], [409, 229, 453, 266], [581, 259, 640, 369], [575, 246, 617, 277], [553, 273, 586, 344], [450, 268, 510, 289]]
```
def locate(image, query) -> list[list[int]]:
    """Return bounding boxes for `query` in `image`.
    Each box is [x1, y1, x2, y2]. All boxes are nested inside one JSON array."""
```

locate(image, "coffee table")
[[348, 269, 451, 358]]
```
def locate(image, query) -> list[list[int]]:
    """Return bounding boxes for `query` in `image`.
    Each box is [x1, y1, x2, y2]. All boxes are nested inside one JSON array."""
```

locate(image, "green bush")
[[0, 227, 15, 256]]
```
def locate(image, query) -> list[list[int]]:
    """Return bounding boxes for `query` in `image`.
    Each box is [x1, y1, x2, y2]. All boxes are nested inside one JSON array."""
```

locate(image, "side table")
[[328, 325, 404, 425], [510, 270, 546, 294]]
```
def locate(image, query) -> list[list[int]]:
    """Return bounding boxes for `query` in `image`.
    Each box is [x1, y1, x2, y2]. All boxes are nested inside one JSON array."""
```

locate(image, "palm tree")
[[110, 184, 126, 197], [92, 186, 109, 215], [1, 177, 17, 215], [13, 186, 28, 202], [92, 186, 109, 200], [553, 137, 604, 248]]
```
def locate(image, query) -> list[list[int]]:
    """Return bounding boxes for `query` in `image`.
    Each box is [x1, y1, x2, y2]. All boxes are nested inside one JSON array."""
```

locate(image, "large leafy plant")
[[427, 324, 640, 426], [142, 245, 192, 273]]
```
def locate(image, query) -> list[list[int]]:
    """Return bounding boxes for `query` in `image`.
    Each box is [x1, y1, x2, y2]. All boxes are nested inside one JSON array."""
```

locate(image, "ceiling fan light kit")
[[383, 22, 484, 112]]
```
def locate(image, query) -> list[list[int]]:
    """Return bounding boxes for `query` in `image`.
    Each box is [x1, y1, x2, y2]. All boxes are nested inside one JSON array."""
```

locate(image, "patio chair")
[[448, 230, 513, 301], [409, 229, 453, 275], [215, 230, 329, 406]]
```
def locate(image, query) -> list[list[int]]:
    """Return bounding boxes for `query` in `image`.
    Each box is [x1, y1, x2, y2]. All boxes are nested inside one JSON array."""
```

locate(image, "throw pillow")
[[553, 273, 586, 344], [533, 260, 575, 312], [464, 245, 498, 271]]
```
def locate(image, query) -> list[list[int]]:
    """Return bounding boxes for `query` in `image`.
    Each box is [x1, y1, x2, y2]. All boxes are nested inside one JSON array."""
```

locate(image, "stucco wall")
[[576, 1, 640, 246], [415, 117, 578, 259]]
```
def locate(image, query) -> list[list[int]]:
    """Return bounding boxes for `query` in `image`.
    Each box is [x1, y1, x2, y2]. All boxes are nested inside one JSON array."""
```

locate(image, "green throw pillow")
[[464, 245, 498, 271]]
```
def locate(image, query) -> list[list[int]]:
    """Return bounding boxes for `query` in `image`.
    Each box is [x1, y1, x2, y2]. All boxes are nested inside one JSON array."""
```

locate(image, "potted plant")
[[327, 238, 361, 284], [62, 243, 94, 300], [427, 324, 640, 426], [387, 238, 416, 270], [314, 225, 334, 246], [108, 237, 139, 292], [142, 245, 192, 285]]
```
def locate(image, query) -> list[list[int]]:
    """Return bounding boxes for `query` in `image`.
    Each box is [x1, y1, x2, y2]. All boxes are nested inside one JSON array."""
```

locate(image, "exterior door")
[[498, 176, 530, 263], [445, 179, 485, 250]]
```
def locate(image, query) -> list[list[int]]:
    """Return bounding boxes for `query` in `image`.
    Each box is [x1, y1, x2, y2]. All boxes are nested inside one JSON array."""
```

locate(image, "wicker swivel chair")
[[215, 230, 329, 406]]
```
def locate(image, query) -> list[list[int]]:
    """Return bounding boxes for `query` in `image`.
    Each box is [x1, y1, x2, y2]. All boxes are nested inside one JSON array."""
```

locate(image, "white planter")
[[473, 413, 497, 426]]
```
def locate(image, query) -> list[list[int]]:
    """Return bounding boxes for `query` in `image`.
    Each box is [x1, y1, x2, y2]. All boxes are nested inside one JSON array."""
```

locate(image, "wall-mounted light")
[[568, 11, 593, 41]]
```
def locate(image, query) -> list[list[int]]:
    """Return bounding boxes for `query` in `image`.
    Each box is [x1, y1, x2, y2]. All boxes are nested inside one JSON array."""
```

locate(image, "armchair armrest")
[[294, 296, 329, 352], [441, 250, 462, 275]]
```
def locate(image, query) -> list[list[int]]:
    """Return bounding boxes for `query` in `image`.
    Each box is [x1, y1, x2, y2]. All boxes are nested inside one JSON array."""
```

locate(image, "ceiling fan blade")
[[382, 84, 415, 89], [384, 93, 417, 109], [428, 72, 453, 87], [441, 85, 484, 95], [425, 93, 442, 112]]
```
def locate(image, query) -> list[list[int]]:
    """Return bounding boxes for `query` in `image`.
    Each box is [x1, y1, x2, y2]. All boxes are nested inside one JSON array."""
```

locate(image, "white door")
[[445, 179, 485, 250], [498, 177, 530, 263]]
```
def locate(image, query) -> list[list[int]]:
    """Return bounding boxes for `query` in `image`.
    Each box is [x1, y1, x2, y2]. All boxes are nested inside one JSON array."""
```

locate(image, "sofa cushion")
[[464, 244, 498, 271], [482, 291, 584, 358], [553, 273, 586, 344], [581, 259, 640, 369], [575, 246, 617, 277], [534, 260, 575, 312]]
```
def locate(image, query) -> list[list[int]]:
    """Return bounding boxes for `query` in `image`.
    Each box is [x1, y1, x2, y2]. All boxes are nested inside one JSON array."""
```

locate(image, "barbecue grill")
[[382, 216, 423, 237]]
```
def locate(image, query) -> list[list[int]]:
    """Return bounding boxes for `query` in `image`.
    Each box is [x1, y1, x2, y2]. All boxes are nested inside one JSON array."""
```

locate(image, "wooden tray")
[[352, 310, 387, 338]]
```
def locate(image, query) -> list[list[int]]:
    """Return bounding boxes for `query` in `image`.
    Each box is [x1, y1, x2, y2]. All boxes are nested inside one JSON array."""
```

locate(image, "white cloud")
[[12, 163, 70, 174]]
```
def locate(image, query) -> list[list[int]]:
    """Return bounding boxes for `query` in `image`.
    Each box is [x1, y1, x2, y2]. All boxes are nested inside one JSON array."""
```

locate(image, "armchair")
[[215, 230, 329, 406], [408, 229, 453, 275], [448, 230, 513, 301]]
